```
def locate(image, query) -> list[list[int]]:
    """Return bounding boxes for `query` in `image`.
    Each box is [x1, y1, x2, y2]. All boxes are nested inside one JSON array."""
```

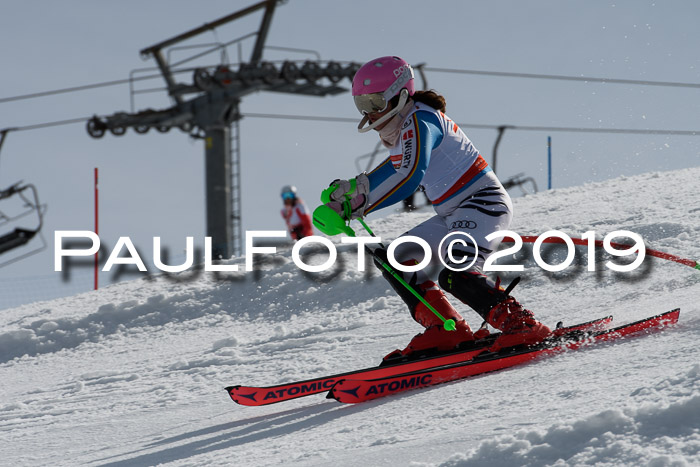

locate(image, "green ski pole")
[[356, 218, 456, 332], [312, 192, 456, 331]]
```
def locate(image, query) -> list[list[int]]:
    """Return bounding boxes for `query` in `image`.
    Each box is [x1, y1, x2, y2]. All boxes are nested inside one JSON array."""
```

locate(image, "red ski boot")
[[486, 297, 551, 351], [437, 269, 550, 351], [383, 282, 475, 361]]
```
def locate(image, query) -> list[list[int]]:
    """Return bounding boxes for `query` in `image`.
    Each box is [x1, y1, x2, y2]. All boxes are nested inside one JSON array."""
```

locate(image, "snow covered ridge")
[[1, 167, 699, 466], [433, 365, 700, 467]]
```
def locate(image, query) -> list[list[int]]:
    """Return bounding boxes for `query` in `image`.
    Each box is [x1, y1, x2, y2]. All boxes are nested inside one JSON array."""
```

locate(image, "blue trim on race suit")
[[366, 111, 443, 212]]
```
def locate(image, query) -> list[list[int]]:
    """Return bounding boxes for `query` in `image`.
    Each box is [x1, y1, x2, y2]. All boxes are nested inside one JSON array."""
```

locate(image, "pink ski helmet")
[[351, 56, 415, 132], [352, 56, 415, 95]]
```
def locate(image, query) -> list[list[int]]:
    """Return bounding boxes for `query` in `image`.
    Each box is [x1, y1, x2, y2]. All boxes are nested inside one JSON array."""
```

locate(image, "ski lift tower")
[[87, 0, 359, 258]]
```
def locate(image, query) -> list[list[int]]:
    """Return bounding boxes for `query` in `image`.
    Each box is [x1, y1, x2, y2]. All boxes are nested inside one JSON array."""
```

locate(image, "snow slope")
[[1, 168, 699, 466]]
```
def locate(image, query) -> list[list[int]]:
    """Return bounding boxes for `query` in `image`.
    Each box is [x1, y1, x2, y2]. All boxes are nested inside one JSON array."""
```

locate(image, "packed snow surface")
[[1, 168, 699, 466]]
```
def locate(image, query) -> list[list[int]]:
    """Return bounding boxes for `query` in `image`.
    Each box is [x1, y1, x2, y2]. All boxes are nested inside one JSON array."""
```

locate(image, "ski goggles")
[[353, 93, 389, 115], [281, 191, 295, 200], [353, 65, 414, 115]]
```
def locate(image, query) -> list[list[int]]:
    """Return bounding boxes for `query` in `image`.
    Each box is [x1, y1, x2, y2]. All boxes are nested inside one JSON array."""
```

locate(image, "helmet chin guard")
[[357, 88, 410, 133]]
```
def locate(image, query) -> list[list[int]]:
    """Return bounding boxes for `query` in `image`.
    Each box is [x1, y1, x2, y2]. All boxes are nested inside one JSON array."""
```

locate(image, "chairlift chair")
[[0, 182, 46, 265]]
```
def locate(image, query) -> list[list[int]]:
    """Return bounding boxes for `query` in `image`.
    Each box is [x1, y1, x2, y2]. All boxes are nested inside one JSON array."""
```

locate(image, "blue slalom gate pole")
[[547, 136, 552, 189]]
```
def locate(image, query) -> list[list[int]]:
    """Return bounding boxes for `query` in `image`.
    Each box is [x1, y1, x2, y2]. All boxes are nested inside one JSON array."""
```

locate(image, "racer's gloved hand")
[[326, 194, 368, 220], [324, 173, 370, 219]]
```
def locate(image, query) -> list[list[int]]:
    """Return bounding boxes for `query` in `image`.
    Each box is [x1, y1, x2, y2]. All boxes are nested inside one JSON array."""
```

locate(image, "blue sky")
[[0, 0, 699, 307]]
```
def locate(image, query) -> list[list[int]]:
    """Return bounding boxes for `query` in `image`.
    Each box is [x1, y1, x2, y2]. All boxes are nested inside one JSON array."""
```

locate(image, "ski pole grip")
[[312, 205, 355, 237], [320, 184, 338, 204]]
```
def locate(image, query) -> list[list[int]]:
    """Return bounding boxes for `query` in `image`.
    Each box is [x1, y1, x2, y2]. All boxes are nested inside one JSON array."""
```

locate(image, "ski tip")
[[652, 308, 680, 325], [664, 308, 681, 323]]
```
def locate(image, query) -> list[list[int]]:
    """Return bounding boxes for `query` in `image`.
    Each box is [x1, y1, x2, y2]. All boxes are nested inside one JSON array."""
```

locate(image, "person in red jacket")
[[280, 185, 314, 240]]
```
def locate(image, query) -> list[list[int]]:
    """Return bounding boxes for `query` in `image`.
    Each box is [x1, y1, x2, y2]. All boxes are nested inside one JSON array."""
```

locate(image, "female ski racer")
[[324, 56, 550, 360], [280, 185, 314, 240]]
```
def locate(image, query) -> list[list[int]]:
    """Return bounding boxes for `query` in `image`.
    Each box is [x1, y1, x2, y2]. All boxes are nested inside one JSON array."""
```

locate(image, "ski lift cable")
[[2, 65, 700, 105], [0, 67, 198, 105], [423, 67, 700, 89], [240, 112, 700, 136], [1, 112, 699, 138]]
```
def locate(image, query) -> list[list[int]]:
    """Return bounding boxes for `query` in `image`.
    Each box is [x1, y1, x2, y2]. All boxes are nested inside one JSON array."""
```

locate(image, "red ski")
[[328, 309, 679, 404], [226, 315, 612, 406]]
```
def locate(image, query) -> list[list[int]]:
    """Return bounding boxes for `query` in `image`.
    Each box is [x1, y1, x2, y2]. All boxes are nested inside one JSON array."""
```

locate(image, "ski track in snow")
[[1, 168, 699, 466]]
